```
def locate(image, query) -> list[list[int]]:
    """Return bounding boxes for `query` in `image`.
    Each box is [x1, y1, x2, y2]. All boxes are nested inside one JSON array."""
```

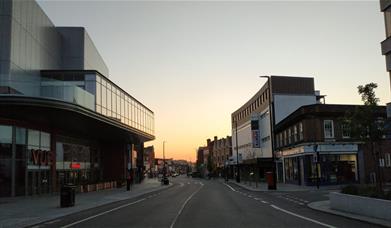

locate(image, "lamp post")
[[260, 75, 277, 190], [235, 120, 240, 183], [163, 141, 166, 178]]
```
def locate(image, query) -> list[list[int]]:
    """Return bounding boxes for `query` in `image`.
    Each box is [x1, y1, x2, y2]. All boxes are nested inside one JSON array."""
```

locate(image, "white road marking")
[[261, 201, 268, 204], [187, 182, 190, 185], [254, 198, 262, 201], [60, 198, 146, 228], [223, 183, 237, 192], [45, 219, 62, 224], [169, 185, 204, 228], [179, 183, 184, 187], [270, 205, 336, 228]]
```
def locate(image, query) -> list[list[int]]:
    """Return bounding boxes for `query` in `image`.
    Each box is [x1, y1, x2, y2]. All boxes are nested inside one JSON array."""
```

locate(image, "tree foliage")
[[347, 83, 384, 142], [346, 82, 384, 191]]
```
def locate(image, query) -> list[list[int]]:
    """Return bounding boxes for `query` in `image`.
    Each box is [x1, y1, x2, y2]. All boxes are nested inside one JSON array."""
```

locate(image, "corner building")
[[230, 76, 319, 182], [0, 0, 154, 197]]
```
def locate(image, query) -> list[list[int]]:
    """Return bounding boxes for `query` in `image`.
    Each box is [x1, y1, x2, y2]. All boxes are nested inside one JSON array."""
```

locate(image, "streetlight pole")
[[260, 75, 277, 190], [235, 120, 240, 183], [163, 141, 166, 178]]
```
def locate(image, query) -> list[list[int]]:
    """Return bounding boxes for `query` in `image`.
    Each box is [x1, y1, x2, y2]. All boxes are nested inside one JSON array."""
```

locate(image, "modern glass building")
[[0, 0, 154, 197]]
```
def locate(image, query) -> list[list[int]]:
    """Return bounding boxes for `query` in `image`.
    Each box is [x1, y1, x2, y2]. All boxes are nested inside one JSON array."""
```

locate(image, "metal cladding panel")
[[4, 0, 62, 96], [271, 76, 314, 95], [381, 0, 391, 11], [57, 27, 85, 70], [0, 15, 11, 62], [0, 0, 12, 16], [83, 30, 109, 76]]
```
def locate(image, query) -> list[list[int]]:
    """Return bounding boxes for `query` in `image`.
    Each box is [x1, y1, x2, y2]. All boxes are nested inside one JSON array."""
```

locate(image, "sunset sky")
[[37, 0, 390, 161]]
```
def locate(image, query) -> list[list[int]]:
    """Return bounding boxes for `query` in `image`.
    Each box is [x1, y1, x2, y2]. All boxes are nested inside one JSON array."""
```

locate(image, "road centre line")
[[60, 198, 146, 228], [169, 184, 204, 228], [270, 205, 336, 228]]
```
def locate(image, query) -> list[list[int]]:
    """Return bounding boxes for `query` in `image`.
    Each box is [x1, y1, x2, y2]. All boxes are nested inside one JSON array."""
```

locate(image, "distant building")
[[231, 76, 320, 181], [196, 146, 209, 177], [275, 104, 391, 185], [210, 136, 232, 175]]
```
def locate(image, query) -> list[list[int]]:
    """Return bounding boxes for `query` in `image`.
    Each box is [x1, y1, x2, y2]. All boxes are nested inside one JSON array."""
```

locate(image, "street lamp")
[[235, 120, 240, 183], [163, 141, 166, 178], [259, 75, 277, 190]]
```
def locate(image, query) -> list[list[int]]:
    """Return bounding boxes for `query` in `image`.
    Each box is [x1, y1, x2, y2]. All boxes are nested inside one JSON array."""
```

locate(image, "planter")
[[330, 192, 391, 221]]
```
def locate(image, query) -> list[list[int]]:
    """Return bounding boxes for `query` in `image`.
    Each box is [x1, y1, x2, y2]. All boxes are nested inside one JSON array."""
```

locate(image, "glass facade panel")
[[16, 127, 26, 145], [77, 73, 155, 135], [0, 125, 12, 144], [96, 82, 101, 106], [28, 130, 40, 147], [40, 132, 50, 149]]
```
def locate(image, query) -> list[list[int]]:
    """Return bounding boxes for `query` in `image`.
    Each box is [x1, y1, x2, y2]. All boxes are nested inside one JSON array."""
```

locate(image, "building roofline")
[[275, 103, 387, 131]]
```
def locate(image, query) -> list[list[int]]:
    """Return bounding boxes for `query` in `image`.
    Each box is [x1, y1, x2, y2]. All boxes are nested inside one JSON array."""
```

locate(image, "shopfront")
[[282, 144, 359, 186], [0, 125, 53, 197], [55, 138, 101, 189], [0, 123, 105, 197]]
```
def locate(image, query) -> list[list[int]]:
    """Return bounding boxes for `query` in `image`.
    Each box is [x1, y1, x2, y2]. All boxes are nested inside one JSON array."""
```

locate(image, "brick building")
[[211, 136, 232, 174], [275, 104, 391, 186]]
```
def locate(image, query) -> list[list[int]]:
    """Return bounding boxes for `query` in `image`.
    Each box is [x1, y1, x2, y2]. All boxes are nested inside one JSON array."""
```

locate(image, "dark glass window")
[[0, 159, 11, 196], [385, 11, 391, 38], [0, 125, 12, 144]]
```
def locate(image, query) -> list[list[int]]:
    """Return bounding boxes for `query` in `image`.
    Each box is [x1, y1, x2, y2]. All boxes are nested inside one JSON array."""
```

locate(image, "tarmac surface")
[[30, 176, 382, 228]]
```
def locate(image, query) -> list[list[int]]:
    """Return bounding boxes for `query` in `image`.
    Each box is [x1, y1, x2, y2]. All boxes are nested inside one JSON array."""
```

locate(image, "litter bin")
[[60, 184, 76, 207], [161, 177, 169, 185], [265, 172, 275, 190]]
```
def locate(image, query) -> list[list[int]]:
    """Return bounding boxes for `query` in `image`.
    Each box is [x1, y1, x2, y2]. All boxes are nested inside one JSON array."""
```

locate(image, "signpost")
[[313, 145, 320, 189]]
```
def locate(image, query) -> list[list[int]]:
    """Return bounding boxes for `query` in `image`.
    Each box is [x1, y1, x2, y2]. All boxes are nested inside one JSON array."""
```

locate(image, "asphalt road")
[[32, 176, 382, 228]]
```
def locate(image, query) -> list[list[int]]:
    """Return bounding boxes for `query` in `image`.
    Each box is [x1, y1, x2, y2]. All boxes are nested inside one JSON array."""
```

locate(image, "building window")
[[342, 124, 350, 139], [385, 153, 391, 167], [279, 133, 283, 147], [284, 131, 287, 145], [385, 10, 391, 38], [324, 120, 334, 139], [293, 125, 298, 142], [288, 129, 292, 144], [299, 122, 303, 141]]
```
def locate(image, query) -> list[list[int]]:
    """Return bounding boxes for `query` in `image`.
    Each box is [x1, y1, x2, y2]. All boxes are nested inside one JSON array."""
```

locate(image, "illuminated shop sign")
[[30, 149, 52, 166], [70, 163, 81, 169]]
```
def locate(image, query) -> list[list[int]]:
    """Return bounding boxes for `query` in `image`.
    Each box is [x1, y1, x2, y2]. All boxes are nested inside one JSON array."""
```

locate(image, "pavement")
[[29, 176, 382, 228], [228, 179, 390, 227], [0, 178, 172, 228], [227, 179, 343, 192]]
